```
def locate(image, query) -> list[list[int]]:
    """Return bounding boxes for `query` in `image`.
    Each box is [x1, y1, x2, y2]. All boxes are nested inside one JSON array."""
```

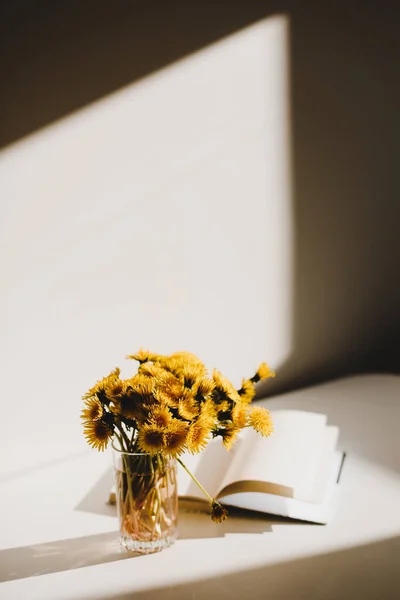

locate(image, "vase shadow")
[[0, 531, 129, 583], [0, 505, 308, 583], [0, 472, 308, 583], [0, 513, 276, 584], [74, 466, 309, 542]]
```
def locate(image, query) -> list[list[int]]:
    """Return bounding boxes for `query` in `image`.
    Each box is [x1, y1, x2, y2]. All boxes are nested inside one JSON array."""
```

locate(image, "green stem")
[[177, 458, 214, 503], [114, 431, 124, 452], [130, 427, 136, 447], [124, 456, 137, 513], [116, 423, 131, 451]]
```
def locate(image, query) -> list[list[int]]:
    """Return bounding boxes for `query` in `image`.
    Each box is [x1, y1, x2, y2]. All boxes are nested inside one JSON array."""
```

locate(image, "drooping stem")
[[177, 458, 214, 503]]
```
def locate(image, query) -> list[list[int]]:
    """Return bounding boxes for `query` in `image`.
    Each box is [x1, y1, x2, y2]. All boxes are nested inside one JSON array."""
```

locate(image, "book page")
[[218, 450, 344, 524], [218, 410, 328, 500], [178, 436, 235, 500]]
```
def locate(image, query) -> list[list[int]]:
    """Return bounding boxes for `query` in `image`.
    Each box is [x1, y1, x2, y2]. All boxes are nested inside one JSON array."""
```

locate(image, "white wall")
[[0, 17, 293, 471]]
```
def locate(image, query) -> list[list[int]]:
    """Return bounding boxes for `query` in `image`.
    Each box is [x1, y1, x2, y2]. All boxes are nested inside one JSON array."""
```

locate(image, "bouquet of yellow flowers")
[[81, 350, 274, 550]]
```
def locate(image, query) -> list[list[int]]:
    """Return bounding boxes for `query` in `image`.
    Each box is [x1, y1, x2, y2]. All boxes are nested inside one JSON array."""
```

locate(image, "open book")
[[178, 410, 344, 524]]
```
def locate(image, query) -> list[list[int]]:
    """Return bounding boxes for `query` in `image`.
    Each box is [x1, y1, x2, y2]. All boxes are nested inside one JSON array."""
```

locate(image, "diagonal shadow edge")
[[0, 0, 285, 150]]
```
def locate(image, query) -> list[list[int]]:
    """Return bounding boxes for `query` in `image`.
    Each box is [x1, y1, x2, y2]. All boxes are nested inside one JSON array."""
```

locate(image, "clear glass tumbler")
[[112, 448, 178, 554]]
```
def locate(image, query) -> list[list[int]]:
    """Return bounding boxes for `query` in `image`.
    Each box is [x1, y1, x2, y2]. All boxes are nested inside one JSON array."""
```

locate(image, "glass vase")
[[112, 448, 178, 554]]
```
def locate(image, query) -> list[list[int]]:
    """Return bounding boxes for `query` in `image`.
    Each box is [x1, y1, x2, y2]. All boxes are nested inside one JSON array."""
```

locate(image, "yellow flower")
[[131, 376, 155, 400], [115, 394, 139, 420], [157, 370, 182, 386], [237, 379, 256, 403], [178, 390, 199, 420], [163, 419, 188, 457], [157, 353, 207, 383], [153, 388, 179, 409], [170, 351, 204, 365], [147, 405, 173, 428], [178, 363, 205, 389], [212, 370, 240, 402], [112, 382, 153, 421], [107, 380, 126, 402], [83, 419, 113, 451], [252, 362, 275, 383], [194, 378, 215, 399], [137, 423, 165, 455], [200, 398, 218, 420], [83, 368, 121, 405], [216, 400, 233, 423], [186, 419, 212, 454], [210, 501, 228, 523], [139, 363, 166, 379], [156, 356, 184, 377], [218, 399, 233, 411], [248, 406, 274, 436], [231, 402, 249, 428], [154, 374, 184, 408], [220, 425, 240, 450], [81, 397, 103, 422], [127, 349, 160, 363]]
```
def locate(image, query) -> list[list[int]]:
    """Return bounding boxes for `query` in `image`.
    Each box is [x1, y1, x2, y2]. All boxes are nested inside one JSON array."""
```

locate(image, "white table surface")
[[1, 374, 400, 599]]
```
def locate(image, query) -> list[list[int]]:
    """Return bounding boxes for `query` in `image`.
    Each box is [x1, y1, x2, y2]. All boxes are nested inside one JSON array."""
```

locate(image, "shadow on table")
[[0, 531, 126, 583], [73, 465, 301, 535], [0, 496, 288, 582], [107, 535, 400, 600]]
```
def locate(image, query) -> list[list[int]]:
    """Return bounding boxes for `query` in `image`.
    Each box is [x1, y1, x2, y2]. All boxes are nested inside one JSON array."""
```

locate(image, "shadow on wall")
[[1, 0, 399, 395], [259, 0, 400, 396]]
